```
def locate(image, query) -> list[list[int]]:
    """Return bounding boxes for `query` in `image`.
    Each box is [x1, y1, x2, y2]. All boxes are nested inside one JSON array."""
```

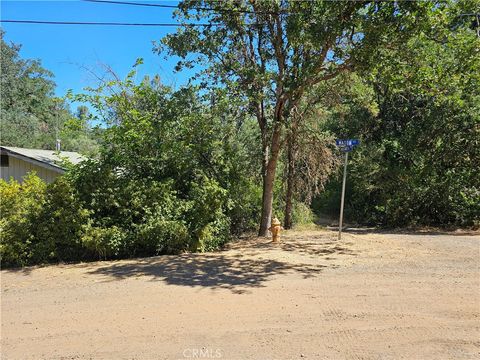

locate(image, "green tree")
[[317, 3, 480, 227], [1, 31, 62, 148], [160, 0, 443, 235], [0, 31, 99, 153]]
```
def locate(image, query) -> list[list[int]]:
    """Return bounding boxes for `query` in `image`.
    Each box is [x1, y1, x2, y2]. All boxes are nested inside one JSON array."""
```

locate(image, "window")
[[1, 154, 9, 167]]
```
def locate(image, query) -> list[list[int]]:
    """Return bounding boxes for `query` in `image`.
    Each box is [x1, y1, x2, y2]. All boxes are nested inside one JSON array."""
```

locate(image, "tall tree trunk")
[[284, 136, 295, 229], [258, 158, 276, 236], [258, 122, 282, 236], [259, 137, 270, 235]]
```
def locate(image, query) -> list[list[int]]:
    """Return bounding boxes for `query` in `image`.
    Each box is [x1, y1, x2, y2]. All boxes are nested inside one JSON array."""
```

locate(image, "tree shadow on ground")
[[88, 233, 357, 293], [227, 233, 358, 258], [87, 253, 328, 293], [241, 240, 357, 258], [2, 267, 34, 275]]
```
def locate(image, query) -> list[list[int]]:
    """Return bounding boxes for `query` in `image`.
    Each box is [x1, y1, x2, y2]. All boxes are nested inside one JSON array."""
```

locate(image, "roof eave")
[[1, 148, 65, 174]]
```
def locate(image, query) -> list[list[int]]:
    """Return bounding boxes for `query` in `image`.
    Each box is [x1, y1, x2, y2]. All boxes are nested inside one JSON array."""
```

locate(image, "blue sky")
[[1, 0, 194, 101]]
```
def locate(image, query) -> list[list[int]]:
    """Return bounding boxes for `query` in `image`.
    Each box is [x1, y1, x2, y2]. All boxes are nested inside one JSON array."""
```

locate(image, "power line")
[[0, 19, 215, 26], [83, 0, 179, 9], [82, 0, 285, 15]]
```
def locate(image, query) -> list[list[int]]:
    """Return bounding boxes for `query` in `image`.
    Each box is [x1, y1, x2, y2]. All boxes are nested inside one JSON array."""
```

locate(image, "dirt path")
[[1, 229, 479, 359]]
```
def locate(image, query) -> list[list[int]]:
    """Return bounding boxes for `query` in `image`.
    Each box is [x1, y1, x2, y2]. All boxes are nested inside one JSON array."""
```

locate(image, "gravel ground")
[[1, 229, 479, 359]]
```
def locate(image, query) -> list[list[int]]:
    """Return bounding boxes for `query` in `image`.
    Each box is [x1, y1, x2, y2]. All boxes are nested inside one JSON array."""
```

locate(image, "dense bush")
[[63, 84, 255, 261], [0, 169, 240, 267], [291, 202, 315, 227], [315, 67, 479, 228], [0, 174, 90, 267], [68, 160, 234, 259], [0, 78, 265, 268], [82, 225, 126, 260], [0, 174, 46, 267], [33, 177, 91, 263], [314, 25, 479, 228]]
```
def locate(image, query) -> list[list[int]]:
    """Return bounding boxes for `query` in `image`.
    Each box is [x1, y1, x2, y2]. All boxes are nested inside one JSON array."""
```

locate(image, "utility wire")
[[82, 0, 288, 15], [0, 19, 215, 26], [83, 0, 179, 9]]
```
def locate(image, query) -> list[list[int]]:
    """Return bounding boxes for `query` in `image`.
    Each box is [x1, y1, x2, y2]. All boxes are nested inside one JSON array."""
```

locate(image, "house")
[[0, 146, 84, 183]]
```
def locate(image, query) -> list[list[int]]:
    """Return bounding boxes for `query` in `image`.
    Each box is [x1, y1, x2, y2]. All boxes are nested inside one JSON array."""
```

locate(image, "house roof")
[[0, 146, 85, 173]]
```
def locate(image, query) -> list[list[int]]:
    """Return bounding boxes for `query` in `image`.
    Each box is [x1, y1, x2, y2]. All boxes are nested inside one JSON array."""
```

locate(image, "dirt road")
[[1, 229, 479, 359]]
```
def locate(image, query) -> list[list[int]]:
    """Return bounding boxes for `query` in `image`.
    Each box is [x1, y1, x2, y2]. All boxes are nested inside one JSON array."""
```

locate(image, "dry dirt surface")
[[1, 229, 479, 360]]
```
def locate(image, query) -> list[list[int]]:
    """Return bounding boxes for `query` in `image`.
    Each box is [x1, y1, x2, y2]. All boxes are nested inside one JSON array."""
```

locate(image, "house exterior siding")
[[1, 155, 61, 183]]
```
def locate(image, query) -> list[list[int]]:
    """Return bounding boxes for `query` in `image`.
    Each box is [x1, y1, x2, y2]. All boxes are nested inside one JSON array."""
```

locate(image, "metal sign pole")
[[335, 138, 359, 240], [338, 151, 348, 240]]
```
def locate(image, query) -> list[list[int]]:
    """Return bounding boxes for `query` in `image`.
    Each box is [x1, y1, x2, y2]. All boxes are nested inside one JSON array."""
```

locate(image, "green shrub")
[[0, 174, 93, 267], [30, 177, 90, 263], [134, 218, 189, 255], [185, 176, 231, 251], [225, 177, 262, 235], [82, 225, 126, 259], [0, 173, 46, 267], [292, 202, 315, 227], [196, 213, 231, 252]]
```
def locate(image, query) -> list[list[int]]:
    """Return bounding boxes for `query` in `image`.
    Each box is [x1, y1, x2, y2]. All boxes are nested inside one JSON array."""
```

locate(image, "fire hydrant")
[[269, 217, 283, 242]]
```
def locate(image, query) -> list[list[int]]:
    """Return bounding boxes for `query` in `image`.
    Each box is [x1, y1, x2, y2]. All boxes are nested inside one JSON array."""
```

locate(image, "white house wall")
[[1, 156, 62, 183]]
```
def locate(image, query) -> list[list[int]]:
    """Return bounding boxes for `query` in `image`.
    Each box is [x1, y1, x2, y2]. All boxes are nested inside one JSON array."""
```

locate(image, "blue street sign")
[[336, 139, 360, 147]]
